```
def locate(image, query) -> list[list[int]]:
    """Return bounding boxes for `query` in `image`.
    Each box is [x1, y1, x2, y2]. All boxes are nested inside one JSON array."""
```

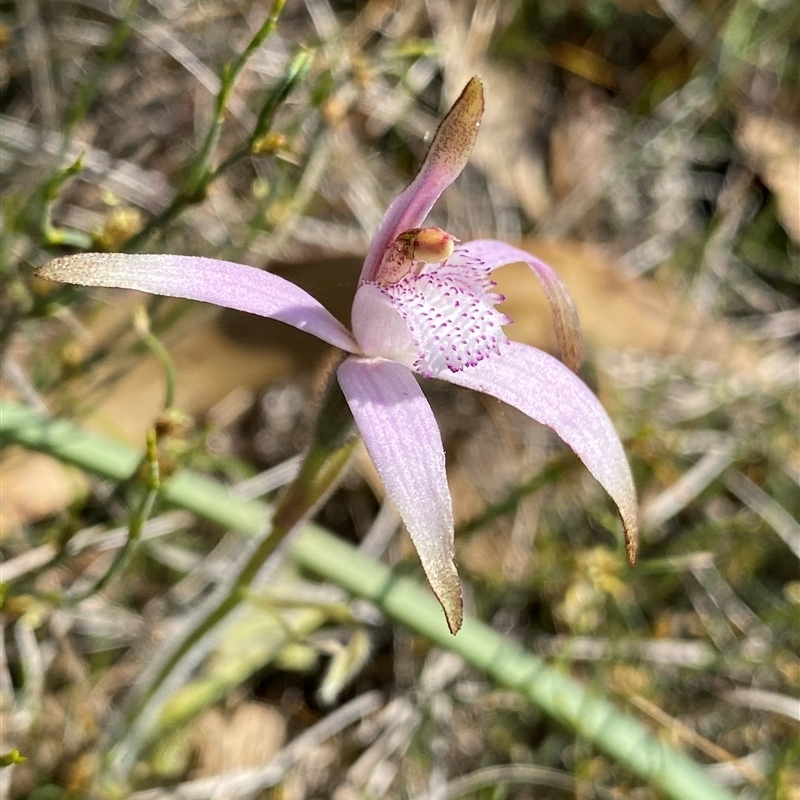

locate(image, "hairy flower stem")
[[273, 366, 357, 531]]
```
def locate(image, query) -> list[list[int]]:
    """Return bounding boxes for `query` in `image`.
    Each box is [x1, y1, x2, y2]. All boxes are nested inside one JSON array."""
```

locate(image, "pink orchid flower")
[[37, 78, 638, 634]]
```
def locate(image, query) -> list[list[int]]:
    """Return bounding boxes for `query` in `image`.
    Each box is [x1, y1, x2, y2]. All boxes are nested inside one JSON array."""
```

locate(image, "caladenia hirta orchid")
[[37, 77, 638, 634]]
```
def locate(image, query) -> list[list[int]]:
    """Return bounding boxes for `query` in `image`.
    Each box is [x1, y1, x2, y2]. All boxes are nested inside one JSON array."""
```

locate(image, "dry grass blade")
[[626, 692, 766, 788], [126, 691, 383, 800], [0, 115, 173, 212], [643, 440, 736, 535], [410, 764, 616, 800], [725, 471, 800, 558], [725, 688, 800, 723]]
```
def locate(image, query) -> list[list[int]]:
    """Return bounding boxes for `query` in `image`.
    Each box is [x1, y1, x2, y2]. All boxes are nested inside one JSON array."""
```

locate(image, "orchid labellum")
[[38, 78, 638, 633]]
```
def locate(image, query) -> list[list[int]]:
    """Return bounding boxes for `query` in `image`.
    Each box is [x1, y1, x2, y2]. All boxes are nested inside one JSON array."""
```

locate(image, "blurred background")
[[1, 0, 798, 797]]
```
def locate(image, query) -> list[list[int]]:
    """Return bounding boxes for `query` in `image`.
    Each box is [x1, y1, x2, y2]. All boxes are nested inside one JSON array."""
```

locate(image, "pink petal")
[[452, 241, 584, 372], [440, 341, 638, 563], [337, 357, 462, 633], [37, 253, 359, 353], [359, 78, 484, 285]]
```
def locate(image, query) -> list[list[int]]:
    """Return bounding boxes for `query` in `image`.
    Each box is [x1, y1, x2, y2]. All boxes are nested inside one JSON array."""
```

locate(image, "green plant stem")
[[88, 375, 353, 779], [111, 521, 289, 777], [182, 0, 287, 195], [39, 155, 93, 249], [121, 4, 315, 251], [68, 429, 161, 604], [133, 305, 177, 410], [0, 401, 736, 800]]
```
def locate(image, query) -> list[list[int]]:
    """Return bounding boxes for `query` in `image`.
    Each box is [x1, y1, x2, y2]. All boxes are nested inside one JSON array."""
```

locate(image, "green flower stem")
[[68, 429, 160, 604], [181, 0, 287, 196], [272, 367, 357, 533], [120, 433, 357, 749], [40, 155, 94, 249], [0, 401, 736, 800], [111, 523, 290, 777], [132, 305, 176, 410], [121, 2, 315, 250]]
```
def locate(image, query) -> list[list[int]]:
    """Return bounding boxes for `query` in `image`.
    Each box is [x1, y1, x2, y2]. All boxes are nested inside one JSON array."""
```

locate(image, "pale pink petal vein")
[[440, 341, 639, 563], [337, 357, 462, 632], [38, 253, 359, 353]]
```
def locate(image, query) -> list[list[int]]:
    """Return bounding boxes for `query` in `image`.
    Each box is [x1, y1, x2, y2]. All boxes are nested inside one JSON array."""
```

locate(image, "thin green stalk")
[[39, 155, 93, 249], [132, 305, 176, 410], [181, 0, 287, 196], [0, 401, 737, 800], [68, 429, 160, 603], [121, 2, 310, 250], [106, 523, 286, 779]]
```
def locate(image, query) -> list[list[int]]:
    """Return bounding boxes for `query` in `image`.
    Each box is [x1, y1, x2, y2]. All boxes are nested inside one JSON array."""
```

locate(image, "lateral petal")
[[453, 240, 584, 372], [360, 78, 484, 285], [440, 341, 638, 563], [36, 253, 359, 353], [337, 357, 462, 632]]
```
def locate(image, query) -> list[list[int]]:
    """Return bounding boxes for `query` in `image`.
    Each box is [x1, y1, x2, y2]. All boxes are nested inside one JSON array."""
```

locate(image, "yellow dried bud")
[[93, 207, 143, 251], [252, 132, 288, 155]]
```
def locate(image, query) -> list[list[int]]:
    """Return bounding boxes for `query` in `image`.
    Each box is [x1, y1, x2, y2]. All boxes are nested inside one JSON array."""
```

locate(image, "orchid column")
[[38, 77, 638, 634]]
